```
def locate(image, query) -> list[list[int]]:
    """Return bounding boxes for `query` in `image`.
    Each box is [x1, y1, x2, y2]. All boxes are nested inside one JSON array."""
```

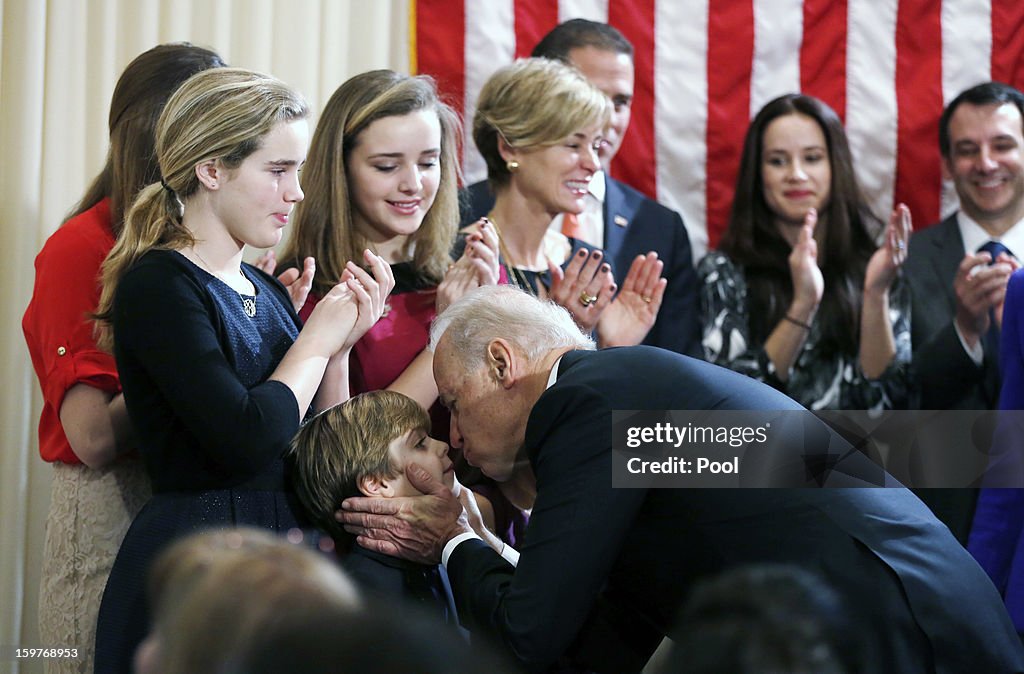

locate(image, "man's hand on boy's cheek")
[[336, 463, 471, 565]]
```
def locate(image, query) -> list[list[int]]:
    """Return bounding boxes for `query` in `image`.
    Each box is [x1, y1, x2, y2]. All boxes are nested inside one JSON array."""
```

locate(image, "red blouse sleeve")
[[22, 202, 119, 463]]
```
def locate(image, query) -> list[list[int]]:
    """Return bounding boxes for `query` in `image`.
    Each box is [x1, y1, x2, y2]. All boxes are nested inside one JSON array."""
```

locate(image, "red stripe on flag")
[[609, 0, 658, 200], [992, 0, 1024, 90], [514, 0, 559, 59], [414, 0, 466, 113], [894, 0, 943, 226], [705, 2, 755, 249], [800, 0, 847, 122]]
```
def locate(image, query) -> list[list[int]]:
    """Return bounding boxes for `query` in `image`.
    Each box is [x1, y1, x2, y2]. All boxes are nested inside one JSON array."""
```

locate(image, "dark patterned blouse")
[[697, 251, 913, 411]]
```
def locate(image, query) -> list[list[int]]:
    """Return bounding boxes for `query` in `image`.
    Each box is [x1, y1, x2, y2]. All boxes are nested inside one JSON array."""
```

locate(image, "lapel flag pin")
[[613, 214, 628, 228]]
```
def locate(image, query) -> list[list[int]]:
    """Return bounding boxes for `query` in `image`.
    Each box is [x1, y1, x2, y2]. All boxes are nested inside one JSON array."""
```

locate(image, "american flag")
[[412, 0, 1024, 260]]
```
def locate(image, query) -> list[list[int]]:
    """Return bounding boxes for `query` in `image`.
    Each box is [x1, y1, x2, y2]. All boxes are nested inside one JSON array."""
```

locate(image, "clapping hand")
[[547, 248, 616, 332], [253, 249, 315, 313], [597, 252, 667, 347], [301, 281, 358, 357], [437, 219, 501, 314], [865, 203, 912, 296], [955, 246, 1020, 342], [788, 208, 824, 314], [461, 218, 501, 286], [339, 249, 396, 352]]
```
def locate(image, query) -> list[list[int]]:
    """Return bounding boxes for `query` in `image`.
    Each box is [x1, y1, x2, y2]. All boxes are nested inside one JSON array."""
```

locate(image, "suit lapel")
[[602, 176, 638, 261], [929, 214, 966, 310], [926, 214, 999, 403]]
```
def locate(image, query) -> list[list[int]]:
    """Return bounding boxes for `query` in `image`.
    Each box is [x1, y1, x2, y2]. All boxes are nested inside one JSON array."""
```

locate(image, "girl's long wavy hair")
[[280, 70, 461, 297], [69, 42, 225, 237], [94, 68, 308, 351], [719, 93, 881, 356]]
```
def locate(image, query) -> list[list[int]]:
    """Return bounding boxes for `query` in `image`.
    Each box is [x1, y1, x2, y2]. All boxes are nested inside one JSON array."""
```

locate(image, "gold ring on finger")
[[579, 291, 597, 307]]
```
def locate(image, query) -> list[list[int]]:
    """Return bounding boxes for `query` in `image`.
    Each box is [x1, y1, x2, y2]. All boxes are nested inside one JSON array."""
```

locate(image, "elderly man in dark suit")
[[904, 81, 1024, 541], [461, 19, 701, 357], [339, 285, 1024, 674]]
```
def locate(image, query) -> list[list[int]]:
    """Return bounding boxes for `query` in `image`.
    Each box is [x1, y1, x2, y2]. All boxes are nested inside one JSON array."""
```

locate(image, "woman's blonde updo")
[[473, 57, 611, 189]]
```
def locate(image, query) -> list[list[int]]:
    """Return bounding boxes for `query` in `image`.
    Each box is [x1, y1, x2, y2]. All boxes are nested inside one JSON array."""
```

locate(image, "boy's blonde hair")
[[289, 391, 430, 540]]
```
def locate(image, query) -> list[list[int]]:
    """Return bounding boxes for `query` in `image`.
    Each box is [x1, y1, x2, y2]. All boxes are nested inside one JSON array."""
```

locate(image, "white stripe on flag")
[[559, 0, 609, 24], [846, 0, 899, 220], [444, 0, 1004, 256], [463, 0, 516, 185], [656, 0, 710, 259], [940, 0, 993, 220], [750, 0, 804, 117]]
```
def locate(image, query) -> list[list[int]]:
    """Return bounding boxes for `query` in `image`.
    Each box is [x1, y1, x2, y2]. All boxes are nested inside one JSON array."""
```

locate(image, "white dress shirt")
[[954, 211, 1024, 364], [441, 355, 566, 569], [549, 170, 607, 248]]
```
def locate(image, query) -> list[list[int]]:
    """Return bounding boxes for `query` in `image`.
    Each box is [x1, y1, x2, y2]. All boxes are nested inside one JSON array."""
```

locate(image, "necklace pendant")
[[242, 297, 257, 318]]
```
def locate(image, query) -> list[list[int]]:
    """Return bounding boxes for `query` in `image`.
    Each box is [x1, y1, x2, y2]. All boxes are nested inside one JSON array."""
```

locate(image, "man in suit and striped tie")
[[461, 19, 702, 357], [904, 81, 1024, 540]]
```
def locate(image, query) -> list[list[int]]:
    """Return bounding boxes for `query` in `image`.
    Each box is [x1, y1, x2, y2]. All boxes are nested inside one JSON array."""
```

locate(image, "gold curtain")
[[0, 1, 410, 668]]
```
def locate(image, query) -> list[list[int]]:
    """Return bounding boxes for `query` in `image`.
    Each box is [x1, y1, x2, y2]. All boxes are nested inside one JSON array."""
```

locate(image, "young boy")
[[288, 390, 459, 624]]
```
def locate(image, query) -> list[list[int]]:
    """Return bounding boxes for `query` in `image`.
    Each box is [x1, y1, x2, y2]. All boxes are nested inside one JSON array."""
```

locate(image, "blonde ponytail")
[[94, 181, 195, 351]]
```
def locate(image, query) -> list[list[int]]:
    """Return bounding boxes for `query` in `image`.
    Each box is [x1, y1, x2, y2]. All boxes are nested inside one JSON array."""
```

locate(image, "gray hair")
[[429, 286, 595, 368]]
